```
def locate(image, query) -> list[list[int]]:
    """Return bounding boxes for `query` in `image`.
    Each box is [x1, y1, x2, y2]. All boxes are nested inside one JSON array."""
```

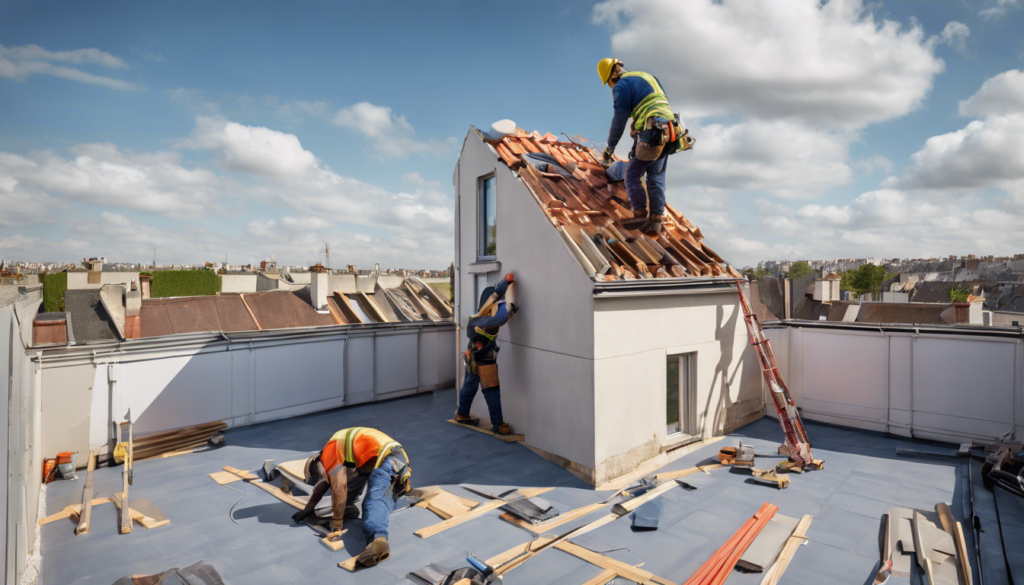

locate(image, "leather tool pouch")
[[464, 350, 478, 375], [478, 364, 500, 389], [635, 118, 665, 161]]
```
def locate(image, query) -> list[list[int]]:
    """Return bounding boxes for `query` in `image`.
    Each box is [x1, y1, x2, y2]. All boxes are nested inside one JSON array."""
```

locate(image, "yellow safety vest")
[[620, 71, 675, 132]]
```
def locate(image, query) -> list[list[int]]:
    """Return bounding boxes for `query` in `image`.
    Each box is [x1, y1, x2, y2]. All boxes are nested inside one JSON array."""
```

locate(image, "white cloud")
[[0, 44, 136, 90], [333, 102, 449, 157], [0, 144, 222, 219], [894, 116, 1024, 190], [183, 116, 318, 177], [679, 119, 853, 198], [959, 69, 1024, 117], [797, 204, 852, 225], [402, 172, 441, 189], [594, 0, 946, 127], [934, 21, 970, 54], [979, 0, 1018, 19]]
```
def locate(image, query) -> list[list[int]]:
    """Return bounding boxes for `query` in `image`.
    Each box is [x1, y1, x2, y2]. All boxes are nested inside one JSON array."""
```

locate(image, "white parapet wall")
[[34, 321, 457, 461], [763, 321, 1024, 444]]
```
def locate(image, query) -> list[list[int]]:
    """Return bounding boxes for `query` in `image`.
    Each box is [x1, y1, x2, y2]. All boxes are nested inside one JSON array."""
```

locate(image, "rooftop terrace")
[[38, 388, 1007, 585]]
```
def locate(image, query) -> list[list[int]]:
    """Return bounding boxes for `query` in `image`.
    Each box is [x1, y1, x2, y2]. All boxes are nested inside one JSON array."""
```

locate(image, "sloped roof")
[[240, 290, 336, 330], [855, 302, 951, 325], [64, 289, 119, 342], [483, 128, 739, 280], [140, 295, 258, 338]]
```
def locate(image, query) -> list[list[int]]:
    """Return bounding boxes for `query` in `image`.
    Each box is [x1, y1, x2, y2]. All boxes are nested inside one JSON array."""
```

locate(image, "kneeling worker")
[[292, 427, 411, 567], [455, 273, 518, 435]]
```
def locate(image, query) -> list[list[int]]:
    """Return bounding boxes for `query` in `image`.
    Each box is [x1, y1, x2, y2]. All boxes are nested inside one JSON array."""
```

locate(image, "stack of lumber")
[[683, 502, 779, 585], [132, 421, 225, 461]]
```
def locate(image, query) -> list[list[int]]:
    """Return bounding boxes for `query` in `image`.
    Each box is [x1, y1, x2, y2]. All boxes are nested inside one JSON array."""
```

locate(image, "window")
[[478, 175, 496, 259], [667, 353, 696, 436]]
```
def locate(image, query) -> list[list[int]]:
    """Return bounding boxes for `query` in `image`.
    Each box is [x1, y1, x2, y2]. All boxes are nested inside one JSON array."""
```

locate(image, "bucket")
[[42, 459, 57, 484], [56, 451, 77, 480]]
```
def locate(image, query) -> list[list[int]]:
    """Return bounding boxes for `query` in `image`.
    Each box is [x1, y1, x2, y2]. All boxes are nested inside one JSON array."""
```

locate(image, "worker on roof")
[[597, 58, 691, 237], [455, 273, 518, 436], [293, 427, 411, 567]]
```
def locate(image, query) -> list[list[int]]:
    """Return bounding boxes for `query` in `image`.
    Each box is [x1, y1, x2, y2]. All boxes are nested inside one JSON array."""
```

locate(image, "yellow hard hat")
[[597, 58, 621, 86]]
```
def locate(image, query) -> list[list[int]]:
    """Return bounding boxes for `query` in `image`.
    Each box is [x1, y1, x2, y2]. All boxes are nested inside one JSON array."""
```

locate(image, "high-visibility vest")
[[322, 427, 410, 482], [621, 72, 675, 132]]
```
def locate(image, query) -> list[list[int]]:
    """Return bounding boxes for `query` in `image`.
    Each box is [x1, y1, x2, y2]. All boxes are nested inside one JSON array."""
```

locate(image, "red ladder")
[[733, 281, 819, 470]]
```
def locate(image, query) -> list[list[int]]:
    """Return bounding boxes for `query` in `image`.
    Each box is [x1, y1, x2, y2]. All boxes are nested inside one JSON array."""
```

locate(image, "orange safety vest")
[[321, 427, 410, 482]]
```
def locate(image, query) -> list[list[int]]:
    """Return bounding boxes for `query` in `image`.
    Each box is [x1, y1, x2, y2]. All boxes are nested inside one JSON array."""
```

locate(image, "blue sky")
[[2, 0, 1024, 269]]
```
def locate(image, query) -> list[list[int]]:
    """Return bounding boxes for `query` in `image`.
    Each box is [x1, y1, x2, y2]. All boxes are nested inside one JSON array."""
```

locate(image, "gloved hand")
[[602, 146, 614, 163], [509, 303, 519, 315], [326, 530, 344, 542], [291, 509, 312, 524]]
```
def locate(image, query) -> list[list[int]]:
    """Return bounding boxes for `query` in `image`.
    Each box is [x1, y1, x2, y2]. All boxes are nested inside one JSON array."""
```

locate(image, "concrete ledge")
[[467, 261, 500, 274]]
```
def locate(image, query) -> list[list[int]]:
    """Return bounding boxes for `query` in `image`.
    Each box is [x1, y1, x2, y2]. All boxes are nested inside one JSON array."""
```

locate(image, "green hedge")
[[149, 269, 221, 298], [39, 271, 68, 313]]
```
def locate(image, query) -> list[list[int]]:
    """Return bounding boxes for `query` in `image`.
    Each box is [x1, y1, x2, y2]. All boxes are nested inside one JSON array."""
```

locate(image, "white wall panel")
[[376, 334, 418, 396], [912, 337, 1014, 429], [801, 330, 887, 410], [418, 330, 439, 389], [254, 340, 345, 413], [345, 336, 375, 405], [120, 353, 233, 434]]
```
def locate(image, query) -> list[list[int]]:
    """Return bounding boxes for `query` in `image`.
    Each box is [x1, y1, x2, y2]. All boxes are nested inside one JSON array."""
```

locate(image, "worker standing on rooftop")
[[598, 58, 690, 237], [455, 273, 518, 436], [292, 427, 411, 567]]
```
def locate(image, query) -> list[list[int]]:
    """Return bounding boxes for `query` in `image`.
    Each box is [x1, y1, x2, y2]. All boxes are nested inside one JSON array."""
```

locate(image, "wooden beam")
[[120, 472, 132, 534], [553, 541, 661, 584], [74, 451, 96, 535], [357, 291, 390, 322], [414, 488, 553, 539], [650, 463, 724, 485], [500, 501, 607, 534], [38, 498, 109, 526], [220, 466, 307, 510], [208, 470, 244, 485], [937, 503, 972, 585], [110, 493, 170, 530], [760, 514, 813, 585], [446, 419, 524, 442]]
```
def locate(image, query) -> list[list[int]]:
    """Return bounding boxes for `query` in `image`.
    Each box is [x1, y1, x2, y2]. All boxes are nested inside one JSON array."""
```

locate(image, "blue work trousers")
[[361, 456, 403, 544], [457, 369, 503, 430], [625, 149, 669, 216]]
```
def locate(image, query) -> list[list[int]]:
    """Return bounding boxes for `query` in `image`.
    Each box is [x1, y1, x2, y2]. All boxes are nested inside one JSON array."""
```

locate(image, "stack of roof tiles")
[[486, 128, 740, 280]]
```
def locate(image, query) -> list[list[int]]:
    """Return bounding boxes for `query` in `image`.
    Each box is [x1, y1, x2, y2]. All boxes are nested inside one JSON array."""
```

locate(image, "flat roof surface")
[[41, 390, 986, 585]]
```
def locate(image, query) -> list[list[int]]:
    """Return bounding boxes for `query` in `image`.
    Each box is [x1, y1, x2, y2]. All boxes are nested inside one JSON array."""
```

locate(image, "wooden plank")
[[445, 419, 524, 442], [38, 498, 109, 526], [419, 490, 478, 520], [937, 503, 972, 585], [74, 450, 96, 535], [761, 514, 813, 585], [414, 488, 553, 539], [357, 291, 390, 323], [613, 477, 683, 514], [208, 470, 244, 485], [110, 493, 170, 530], [581, 569, 618, 585], [650, 463, 724, 484], [500, 501, 607, 534], [319, 529, 348, 552], [120, 471, 132, 534], [554, 541, 656, 584]]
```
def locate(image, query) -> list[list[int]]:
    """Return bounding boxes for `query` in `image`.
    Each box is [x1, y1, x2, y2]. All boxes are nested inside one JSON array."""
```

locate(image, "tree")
[[846, 264, 889, 296], [753, 265, 770, 277], [948, 286, 970, 303], [789, 261, 812, 278]]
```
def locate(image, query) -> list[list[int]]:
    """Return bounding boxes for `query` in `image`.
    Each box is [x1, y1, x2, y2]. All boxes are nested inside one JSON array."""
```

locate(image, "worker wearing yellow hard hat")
[[597, 58, 692, 236]]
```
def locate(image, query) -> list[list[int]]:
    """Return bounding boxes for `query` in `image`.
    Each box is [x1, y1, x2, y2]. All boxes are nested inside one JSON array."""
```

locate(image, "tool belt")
[[634, 115, 693, 160]]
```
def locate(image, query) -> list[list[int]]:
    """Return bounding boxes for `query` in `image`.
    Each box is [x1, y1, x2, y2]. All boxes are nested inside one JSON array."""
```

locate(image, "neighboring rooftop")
[[39, 389, 1000, 585], [483, 127, 740, 280], [63, 289, 119, 342]]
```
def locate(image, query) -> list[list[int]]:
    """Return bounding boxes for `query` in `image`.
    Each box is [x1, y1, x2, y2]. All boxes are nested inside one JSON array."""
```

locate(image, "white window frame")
[[478, 174, 496, 261], [667, 352, 697, 437]]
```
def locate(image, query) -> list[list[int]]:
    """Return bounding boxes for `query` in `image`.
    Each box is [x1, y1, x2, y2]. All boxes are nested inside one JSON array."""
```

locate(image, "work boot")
[[344, 504, 360, 519], [455, 412, 479, 426], [621, 209, 649, 231], [641, 214, 665, 237], [494, 422, 515, 436], [356, 537, 391, 567]]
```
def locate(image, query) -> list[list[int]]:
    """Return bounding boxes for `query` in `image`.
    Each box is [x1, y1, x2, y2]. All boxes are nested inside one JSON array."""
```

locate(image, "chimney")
[[953, 302, 970, 324], [310, 271, 330, 310], [125, 287, 142, 339], [139, 274, 152, 299]]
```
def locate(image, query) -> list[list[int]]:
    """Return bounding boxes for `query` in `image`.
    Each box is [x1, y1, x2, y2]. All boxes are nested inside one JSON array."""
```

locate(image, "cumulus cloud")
[[183, 116, 318, 177], [0, 144, 222, 219], [958, 69, 1024, 117], [892, 70, 1024, 191], [0, 43, 136, 90], [402, 172, 441, 189], [679, 119, 853, 198], [593, 0, 946, 127], [934, 22, 970, 54], [333, 102, 450, 158]]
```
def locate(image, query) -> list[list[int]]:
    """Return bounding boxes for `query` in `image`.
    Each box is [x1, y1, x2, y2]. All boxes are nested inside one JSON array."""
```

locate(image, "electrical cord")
[[224, 483, 246, 526]]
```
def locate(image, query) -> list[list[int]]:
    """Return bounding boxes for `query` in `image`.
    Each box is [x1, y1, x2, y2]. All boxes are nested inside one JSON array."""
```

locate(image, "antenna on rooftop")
[[321, 241, 331, 271]]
